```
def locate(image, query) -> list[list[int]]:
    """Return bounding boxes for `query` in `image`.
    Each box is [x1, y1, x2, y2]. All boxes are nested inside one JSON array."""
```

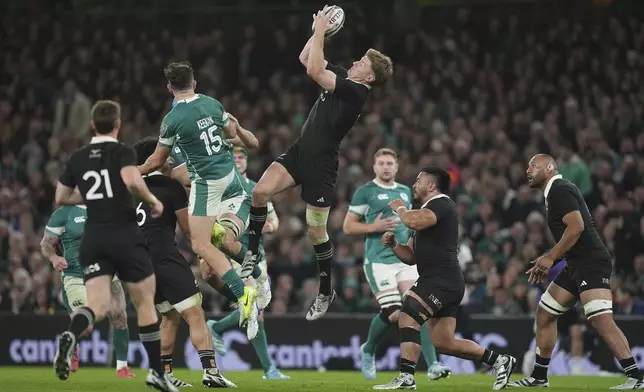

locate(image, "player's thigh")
[[189, 214, 218, 244], [411, 277, 464, 320], [364, 262, 403, 307], [155, 255, 203, 314], [263, 152, 300, 197], [396, 263, 419, 295], [217, 194, 248, 238], [189, 174, 232, 217], [428, 316, 458, 348], [540, 268, 580, 318], [573, 261, 613, 320], [305, 205, 331, 241], [84, 275, 113, 317], [302, 179, 335, 209], [114, 237, 155, 284], [62, 275, 88, 313]]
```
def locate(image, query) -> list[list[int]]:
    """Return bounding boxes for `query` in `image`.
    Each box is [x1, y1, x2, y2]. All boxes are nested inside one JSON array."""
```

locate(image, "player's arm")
[[544, 188, 585, 261], [263, 201, 279, 233], [226, 114, 259, 150], [344, 187, 389, 235], [56, 162, 83, 206], [394, 207, 437, 231], [119, 146, 162, 212], [42, 208, 68, 272], [306, 15, 337, 92], [170, 163, 191, 188], [384, 234, 414, 265], [176, 208, 190, 236], [139, 143, 171, 175], [299, 35, 328, 68]]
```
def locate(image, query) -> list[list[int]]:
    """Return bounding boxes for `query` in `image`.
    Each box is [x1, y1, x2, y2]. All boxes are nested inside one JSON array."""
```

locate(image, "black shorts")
[[153, 249, 201, 313], [80, 224, 153, 283], [411, 276, 465, 319], [552, 260, 612, 298], [275, 144, 337, 207]]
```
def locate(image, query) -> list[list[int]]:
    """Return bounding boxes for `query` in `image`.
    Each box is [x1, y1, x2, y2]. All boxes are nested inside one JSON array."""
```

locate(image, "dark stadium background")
[[1, 0, 644, 373]]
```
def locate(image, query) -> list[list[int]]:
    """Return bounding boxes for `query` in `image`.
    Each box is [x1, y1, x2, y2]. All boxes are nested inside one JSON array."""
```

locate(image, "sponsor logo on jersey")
[[74, 216, 86, 224], [377, 194, 388, 200], [400, 193, 409, 202]]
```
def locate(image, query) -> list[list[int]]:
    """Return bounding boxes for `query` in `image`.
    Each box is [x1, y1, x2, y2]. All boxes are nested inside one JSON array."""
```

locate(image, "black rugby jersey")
[[295, 63, 369, 155], [137, 173, 188, 260], [411, 194, 463, 284], [544, 175, 611, 264], [59, 136, 138, 225]]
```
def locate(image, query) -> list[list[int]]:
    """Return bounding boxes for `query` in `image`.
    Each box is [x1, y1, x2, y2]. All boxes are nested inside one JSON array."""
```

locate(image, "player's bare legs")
[[304, 204, 338, 320], [106, 280, 135, 378], [375, 291, 515, 391], [244, 162, 296, 275], [55, 275, 111, 381], [190, 214, 257, 330], [509, 283, 575, 387], [580, 289, 644, 389], [158, 310, 193, 387]]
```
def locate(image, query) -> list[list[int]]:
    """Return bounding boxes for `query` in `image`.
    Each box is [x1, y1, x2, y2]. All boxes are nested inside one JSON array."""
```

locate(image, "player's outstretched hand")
[[526, 255, 555, 284], [313, 8, 333, 35], [51, 255, 68, 272], [151, 199, 164, 219], [381, 231, 397, 248], [372, 213, 399, 232]]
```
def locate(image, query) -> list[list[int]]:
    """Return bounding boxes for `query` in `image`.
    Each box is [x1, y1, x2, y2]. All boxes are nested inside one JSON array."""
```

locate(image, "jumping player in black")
[[509, 154, 643, 390], [242, 7, 394, 320], [133, 138, 237, 388], [376, 167, 516, 390], [53, 101, 177, 392]]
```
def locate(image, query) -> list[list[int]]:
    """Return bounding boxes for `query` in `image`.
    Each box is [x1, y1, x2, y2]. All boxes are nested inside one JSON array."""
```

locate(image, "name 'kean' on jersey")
[[59, 136, 138, 225]]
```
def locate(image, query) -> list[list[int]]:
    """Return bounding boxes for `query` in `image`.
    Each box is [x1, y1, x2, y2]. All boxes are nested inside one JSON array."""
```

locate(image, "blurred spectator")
[[52, 80, 91, 145]]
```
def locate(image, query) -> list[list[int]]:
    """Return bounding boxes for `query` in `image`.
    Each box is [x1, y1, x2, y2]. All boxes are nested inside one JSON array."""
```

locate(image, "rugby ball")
[[312, 6, 345, 38]]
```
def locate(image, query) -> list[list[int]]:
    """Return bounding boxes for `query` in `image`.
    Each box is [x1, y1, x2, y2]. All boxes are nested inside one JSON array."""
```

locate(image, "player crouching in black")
[[508, 154, 643, 390], [375, 167, 516, 391], [133, 137, 237, 388]]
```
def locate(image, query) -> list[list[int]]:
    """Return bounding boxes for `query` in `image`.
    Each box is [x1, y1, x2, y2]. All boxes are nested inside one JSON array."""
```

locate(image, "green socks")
[[420, 324, 437, 366], [363, 314, 390, 354], [222, 269, 245, 299], [212, 310, 241, 334], [113, 328, 129, 362], [251, 322, 272, 372]]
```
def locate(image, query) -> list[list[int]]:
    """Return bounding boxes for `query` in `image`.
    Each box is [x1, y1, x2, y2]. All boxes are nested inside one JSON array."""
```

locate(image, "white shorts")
[[62, 275, 119, 312], [189, 169, 245, 217], [363, 261, 419, 294]]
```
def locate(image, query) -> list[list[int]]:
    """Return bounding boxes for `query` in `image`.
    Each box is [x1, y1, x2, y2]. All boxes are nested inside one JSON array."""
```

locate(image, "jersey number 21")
[[83, 169, 114, 200]]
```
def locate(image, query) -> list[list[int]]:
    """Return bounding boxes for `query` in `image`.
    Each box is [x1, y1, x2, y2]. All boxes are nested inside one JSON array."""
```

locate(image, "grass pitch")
[[0, 367, 625, 391]]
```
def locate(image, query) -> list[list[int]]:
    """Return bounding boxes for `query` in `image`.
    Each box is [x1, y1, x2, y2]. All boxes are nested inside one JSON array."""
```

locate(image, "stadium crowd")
[[1, 1, 644, 318]]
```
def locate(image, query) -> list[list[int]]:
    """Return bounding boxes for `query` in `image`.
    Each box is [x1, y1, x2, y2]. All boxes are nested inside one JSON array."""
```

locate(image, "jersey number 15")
[[83, 169, 114, 200], [200, 125, 223, 156]]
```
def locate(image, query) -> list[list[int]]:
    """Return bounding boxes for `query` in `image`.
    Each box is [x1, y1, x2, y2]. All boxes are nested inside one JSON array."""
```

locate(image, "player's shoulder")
[[354, 181, 376, 195], [549, 178, 578, 197]]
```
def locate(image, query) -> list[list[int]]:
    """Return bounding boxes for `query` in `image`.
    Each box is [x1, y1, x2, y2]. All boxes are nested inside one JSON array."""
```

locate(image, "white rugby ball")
[[312, 5, 345, 38]]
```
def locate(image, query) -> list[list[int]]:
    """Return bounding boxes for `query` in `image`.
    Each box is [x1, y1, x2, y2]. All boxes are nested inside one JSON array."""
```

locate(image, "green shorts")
[[189, 169, 247, 217]]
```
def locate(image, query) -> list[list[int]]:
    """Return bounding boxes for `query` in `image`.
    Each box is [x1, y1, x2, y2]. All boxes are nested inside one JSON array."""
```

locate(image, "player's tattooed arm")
[[55, 183, 84, 206], [40, 232, 60, 260]]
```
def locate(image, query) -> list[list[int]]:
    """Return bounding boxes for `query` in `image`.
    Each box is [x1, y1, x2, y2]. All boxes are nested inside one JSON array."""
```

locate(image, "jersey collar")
[[372, 179, 397, 189], [543, 174, 563, 198], [421, 193, 450, 209], [90, 136, 118, 144], [175, 94, 200, 104]]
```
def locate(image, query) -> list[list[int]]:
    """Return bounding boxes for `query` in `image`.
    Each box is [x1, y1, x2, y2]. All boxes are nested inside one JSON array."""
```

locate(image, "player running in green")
[[207, 147, 289, 380], [41, 205, 135, 379], [139, 61, 260, 333], [343, 148, 451, 381]]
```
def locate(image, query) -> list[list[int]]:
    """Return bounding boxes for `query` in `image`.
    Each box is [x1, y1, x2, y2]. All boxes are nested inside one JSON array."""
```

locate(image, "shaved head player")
[[242, 7, 394, 321], [509, 154, 643, 390]]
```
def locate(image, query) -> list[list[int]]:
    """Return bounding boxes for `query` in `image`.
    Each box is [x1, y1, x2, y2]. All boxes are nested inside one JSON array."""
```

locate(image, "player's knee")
[[401, 296, 431, 327], [538, 291, 570, 320], [431, 333, 453, 353], [535, 305, 557, 329], [181, 306, 205, 325], [380, 304, 402, 324], [583, 299, 613, 328], [307, 225, 329, 244], [252, 183, 271, 205]]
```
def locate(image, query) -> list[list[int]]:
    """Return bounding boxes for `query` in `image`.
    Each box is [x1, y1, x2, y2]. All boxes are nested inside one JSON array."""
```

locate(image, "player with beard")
[[508, 154, 643, 390], [343, 149, 450, 381], [241, 8, 394, 321], [375, 167, 516, 390]]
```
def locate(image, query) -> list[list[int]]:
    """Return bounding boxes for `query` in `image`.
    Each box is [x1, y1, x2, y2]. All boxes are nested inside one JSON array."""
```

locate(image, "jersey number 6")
[[136, 202, 147, 226], [200, 125, 223, 156]]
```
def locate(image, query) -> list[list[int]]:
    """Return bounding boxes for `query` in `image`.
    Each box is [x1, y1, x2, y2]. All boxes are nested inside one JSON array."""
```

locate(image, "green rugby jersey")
[[45, 205, 87, 278], [349, 181, 412, 264], [160, 94, 235, 181]]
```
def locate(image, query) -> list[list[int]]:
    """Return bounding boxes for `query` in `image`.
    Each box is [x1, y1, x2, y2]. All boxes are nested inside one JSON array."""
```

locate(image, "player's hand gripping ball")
[[312, 5, 345, 38]]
